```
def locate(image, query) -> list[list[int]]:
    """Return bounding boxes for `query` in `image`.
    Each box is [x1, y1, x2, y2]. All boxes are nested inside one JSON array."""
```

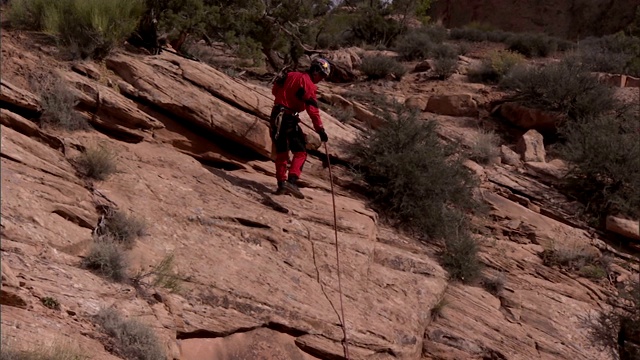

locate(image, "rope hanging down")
[[324, 142, 351, 359]]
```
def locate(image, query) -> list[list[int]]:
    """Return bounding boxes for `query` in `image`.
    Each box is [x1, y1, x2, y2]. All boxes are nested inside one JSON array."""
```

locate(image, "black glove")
[[317, 128, 328, 143]]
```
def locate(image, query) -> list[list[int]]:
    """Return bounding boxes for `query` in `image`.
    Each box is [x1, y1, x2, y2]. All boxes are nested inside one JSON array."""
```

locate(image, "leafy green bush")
[[468, 50, 525, 84], [500, 59, 618, 120], [76, 146, 117, 181], [82, 238, 128, 282], [350, 7, 403, 47], [8, 0, 49, 29], [349, 102, 482, 283], [361, 56, 407, 80], [395, 29, 437, 61], [10, 0, 144, 59], [576, 33, 640, 77], [559, 110, 640, 219], [506, 32, 558, 57], [442, 230, 481, 283], [348, 102, 479, 239], [94, 308, 166, 360]]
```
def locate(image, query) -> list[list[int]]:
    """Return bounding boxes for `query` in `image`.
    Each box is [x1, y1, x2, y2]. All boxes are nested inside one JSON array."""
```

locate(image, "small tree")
[[500, 59, 618, 120], [349, 102, 479, 240], [558, 110, 640, 220]]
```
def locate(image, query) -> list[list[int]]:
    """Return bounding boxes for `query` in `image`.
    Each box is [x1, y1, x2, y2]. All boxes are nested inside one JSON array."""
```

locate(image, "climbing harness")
[[324, 142, 351, 359]]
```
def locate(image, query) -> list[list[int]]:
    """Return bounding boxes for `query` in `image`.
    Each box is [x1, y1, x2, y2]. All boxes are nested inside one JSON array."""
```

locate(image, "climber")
[[270, 57, 331, 199]]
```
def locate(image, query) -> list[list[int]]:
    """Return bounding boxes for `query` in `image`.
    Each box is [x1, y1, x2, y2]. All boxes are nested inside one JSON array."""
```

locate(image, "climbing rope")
[[324, 142, 351, 359]]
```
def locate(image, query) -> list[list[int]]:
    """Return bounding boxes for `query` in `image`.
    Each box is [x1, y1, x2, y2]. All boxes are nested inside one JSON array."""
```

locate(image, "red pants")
[[272, 114, 307, 182]]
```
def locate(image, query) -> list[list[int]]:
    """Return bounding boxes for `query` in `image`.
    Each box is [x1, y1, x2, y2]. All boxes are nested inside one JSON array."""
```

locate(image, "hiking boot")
[[273, 181, 286, 195], [283, 177, 305, 199]]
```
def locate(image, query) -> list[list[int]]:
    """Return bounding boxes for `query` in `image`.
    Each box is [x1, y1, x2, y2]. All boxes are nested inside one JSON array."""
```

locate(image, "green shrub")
[[132, 254, 183, 293], [33, 74, 88, 131], [482, 273, 506, 295], [76, 146, 117, 181], [558, 111, 640, 219], [433, 43, 459, 60], [348, 102, 480, 241], [430, 297, 448, 321], [588, 281, 640, 359], [395, 30, 437, 61], [541, 242, 598, 270], [486, 30, 512, 43], [500, 59, 618, 120], [576, 33, 640, 77], [579, 265, 608, 279], [94, 308, 166, 360], [10, 0, 144, 59], [469, 129, 500, 164], [449, 27, 487, 42], [8, 0, 49, 29], [98, 210, 146, 247], [506, 33, 558, 57], [468, 50, 525, 84], [82, 238, 129, 282], [433, 56, 458, 80], [41, 296, 60, 310], [442, 230, 481, 283], [349, 8, 403, 47], [360, 56, 407, 80]]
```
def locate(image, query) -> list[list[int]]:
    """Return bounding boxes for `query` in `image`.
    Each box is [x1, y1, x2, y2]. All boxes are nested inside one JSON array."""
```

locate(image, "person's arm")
[[296, 79, 324, 132]]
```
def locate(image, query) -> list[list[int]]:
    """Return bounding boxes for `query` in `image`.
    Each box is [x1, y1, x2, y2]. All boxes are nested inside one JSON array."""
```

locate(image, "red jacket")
[[272, 71, 324, 132]]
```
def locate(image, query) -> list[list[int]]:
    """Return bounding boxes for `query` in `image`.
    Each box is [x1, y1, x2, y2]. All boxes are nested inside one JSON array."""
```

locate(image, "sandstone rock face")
[[426, 94, 478, 117], [500, 145, 522, 167], [517, 129, 546, 162], [627, 76, 640, 87], [0, 30, 627, 360], [498, 102, 563, 132], [0, 79, 42, 115], [606, 216, 640, 241]]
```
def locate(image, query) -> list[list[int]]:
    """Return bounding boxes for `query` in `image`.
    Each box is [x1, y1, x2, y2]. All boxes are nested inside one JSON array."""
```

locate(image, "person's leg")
[[273, 121, 290, 194], [282, 124, 307, 199]]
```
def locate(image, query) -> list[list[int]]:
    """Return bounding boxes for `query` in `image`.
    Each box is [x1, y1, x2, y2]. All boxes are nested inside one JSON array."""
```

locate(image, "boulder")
[[594, 72, 627, 87], [0, 80, 42, 115], [606, 216, 640, 241], [71, 62, 102, 80], [352, 102, 385, 129], [326, 48, 362, 71], [404, 96, 427, 111], [426, 94, 478, 117], [413, 60, 433, 73], [626, 76, 640, 88], [500, 145, 522, 167], [497, 102, 563, 132], [516, 129, 546, 162]]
